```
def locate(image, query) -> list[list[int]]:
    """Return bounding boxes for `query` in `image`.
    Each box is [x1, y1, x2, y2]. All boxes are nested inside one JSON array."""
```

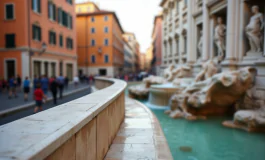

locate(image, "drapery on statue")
[[245, 5, 264, 53], [214, 17, 226, 62], [197, 30, 203, 59], [195, 60, 217, 82]]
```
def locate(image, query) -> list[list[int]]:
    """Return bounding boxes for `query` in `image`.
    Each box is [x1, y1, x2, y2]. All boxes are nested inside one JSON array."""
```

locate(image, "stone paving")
[[0, 83, 91, 112], [105, 97, 173, 160]]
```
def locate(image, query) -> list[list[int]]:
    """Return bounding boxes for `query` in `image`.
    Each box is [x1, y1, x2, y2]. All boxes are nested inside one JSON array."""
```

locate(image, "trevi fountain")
[[129, 1, 265, 159]]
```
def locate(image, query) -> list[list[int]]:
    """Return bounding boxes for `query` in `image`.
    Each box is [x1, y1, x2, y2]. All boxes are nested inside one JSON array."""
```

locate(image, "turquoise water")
[[126, 84, 265, 160], [147, 102, 265, 160]]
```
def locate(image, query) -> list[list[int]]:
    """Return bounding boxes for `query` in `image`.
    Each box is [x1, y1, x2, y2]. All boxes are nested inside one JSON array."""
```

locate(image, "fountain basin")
[[149, 83, 185, 107]]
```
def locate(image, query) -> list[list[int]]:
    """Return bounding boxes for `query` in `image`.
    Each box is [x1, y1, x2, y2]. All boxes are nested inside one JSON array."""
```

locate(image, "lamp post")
[[29, 42, 47, 79]]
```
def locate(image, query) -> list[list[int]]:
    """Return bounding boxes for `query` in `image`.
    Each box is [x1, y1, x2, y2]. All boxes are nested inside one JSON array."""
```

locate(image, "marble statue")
[[214, 17, 226, 62], [197, 30, 203, 59], [195, 60, 218, 82], [167, 67, 257, 121], [245, 5, 264, 53]]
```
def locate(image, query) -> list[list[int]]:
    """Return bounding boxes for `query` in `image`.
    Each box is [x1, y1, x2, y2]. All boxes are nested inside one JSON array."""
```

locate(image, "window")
[[91, 55, 96, 63], [104, 39, 108, 46], [58, 8, 62, 24], [5, 34, 15, 48], [32, 25, 41, 41], [49, 31, 56, 45], [59, 35, 63, 47], [68, 15, 73, 29], [91, 28, 95, 33], [32, 0, 41, 13], [104, 16, 108, 21], [104, 27, 108, 33], [104, 54, 109, 63], [5, 4, 14, 20], [91, 16, 95, 22], [66, 0, 72, 5], [91, 39, 95, 46], [66, 38, 73, 49], [48, 2, 56, 21]]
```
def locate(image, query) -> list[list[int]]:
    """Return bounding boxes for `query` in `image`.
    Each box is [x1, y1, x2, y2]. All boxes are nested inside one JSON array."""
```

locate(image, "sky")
[[75, 0, 162, 53]]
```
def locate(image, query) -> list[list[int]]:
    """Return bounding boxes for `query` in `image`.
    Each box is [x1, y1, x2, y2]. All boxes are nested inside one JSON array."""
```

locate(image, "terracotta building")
[[151, 14, 163, 75], [76, 2, 124, 77], [123, 32, 141, 73], [145, 45, 153, 71], [0, 0, 77, 80]]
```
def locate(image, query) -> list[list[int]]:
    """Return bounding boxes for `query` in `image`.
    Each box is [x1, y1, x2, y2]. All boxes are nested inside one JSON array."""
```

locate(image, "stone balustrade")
[[0, 77, 127, 160]]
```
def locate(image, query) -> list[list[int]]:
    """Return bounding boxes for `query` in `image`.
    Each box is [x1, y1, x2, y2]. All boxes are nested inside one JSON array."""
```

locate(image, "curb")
[[0, 86, 91, 117]]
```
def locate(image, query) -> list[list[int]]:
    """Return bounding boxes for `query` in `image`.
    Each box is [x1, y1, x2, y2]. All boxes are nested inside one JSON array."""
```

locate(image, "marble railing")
[[0, 77, 127, 160]]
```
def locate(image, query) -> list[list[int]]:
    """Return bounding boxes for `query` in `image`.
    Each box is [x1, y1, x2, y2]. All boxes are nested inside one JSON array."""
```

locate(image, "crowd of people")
[[0, 74, 95, 113]]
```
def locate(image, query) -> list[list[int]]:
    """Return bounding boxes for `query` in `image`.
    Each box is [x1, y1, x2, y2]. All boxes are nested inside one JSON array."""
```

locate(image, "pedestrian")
[[23, 77, 30, 101], [34, 84, 47, 113], [16, 74, 21, 92], [49, 76, 58, 105], [64, 76, 69, 90], [73, 75, 79, 88], [33, 75, 40, 90], [8, 76, 17, 99], [41, 75, 49, 94], [57, 74, 64, 99], [1, 78, 7, 93], [124, 74, 129, 82]]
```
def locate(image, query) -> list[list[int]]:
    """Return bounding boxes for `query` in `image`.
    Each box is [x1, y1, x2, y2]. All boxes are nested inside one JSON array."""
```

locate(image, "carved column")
[[202, 0, 210, 61], [222, 0, 240, 70], [187, 0, 196, 64]]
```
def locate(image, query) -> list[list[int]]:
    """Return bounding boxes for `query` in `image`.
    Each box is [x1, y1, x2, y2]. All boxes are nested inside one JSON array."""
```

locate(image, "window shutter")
[[38, 0, 41, 13], [39, 27, 42, 41], [53, 4, 56, 21], [54, 33, 57, 45], [32, 25, 35, 39], [32, 0, 34, 10]]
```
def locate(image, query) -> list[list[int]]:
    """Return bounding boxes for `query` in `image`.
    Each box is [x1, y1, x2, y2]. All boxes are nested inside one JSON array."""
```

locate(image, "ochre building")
[[76, 2, 124, 77], [0, 0, 77, 80]]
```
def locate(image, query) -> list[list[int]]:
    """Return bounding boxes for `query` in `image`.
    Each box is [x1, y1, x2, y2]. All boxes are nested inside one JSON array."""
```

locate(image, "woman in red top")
[[34, 84, 47, 113]]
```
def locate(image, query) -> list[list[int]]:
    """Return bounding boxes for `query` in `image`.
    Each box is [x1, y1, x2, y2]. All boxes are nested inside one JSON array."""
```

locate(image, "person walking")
[[23, 77, 30, 101], [34, 84, 47, 113], [57, 74, 64, 99], [8, 76, 17, 99], [73, 75, 79, 88], [49, 76, 58, 105], [33, 75, 40, 90], [16, 75, 22, 92], [41, 75, 49, 94], [64, 76, 69, 90]]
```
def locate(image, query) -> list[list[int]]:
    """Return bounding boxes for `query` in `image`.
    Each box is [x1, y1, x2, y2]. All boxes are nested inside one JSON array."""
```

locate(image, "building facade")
[[0, 0, 77, 80], [76, 2, 124, 77], [140, 53, 146, 71], [160, 0, 265, 103], [123, 32, 141, 73], [123, 40, 134, 74], [145, 45, 153, 72], [151, 14, 163, 75]]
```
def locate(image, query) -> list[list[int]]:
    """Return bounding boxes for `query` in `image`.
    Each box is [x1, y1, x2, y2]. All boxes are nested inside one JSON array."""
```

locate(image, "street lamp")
[[29, 42, 47, 79]]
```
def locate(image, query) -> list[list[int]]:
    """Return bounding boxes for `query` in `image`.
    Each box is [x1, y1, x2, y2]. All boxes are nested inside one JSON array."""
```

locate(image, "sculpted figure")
[[246, 5, 264, 53], [197, 30, 203, 59], [214, 17, 226, 62], [195, 60, 218, 82]]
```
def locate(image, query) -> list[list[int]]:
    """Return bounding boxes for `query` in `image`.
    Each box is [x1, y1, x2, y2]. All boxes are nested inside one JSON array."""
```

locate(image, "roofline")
[[76, 2, 100, 11], [77, 11, 124, 34]]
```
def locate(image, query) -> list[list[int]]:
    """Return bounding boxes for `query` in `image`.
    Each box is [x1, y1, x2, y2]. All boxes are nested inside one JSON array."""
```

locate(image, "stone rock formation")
[[195, 60, 218, 82], [167, 67, 257, 121], [223, 83, 265, 132], [129, 76, 166, 99], [164, 65, 192, 82]]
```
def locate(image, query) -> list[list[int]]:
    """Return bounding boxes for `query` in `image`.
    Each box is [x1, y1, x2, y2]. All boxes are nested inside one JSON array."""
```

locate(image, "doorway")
[[99, 69, 107, 76], [66, 64, 73, 80], [5, 60, 15, 79], [34, 61, 41, 77]]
